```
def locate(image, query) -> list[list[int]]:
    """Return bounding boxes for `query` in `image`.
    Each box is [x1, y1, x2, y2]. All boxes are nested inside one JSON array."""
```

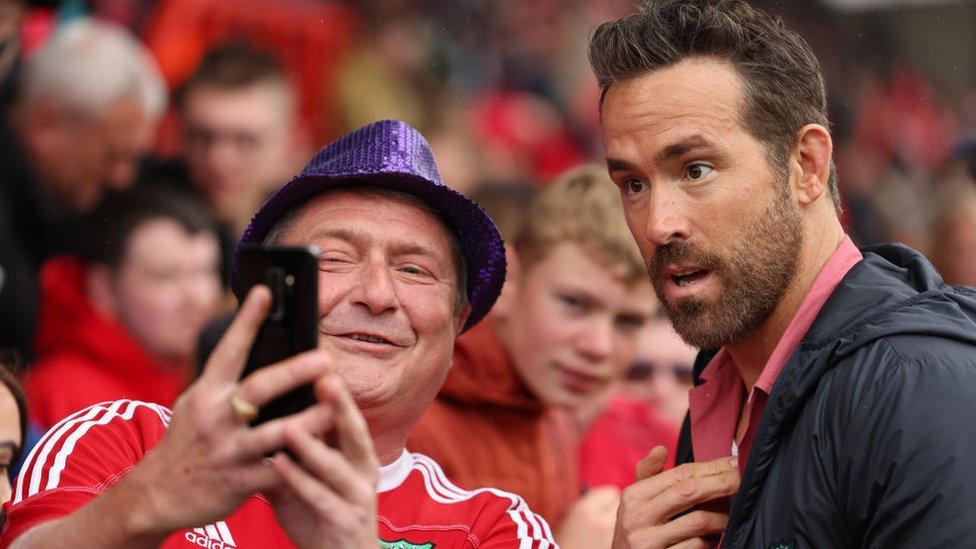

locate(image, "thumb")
[[584, 486, 621, 510], [635, 445, 668, 481]]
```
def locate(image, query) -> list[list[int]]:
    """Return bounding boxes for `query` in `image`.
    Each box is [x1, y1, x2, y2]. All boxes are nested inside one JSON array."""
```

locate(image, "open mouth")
[[343, 333, 391, 344], [325, 331, 403, 357], [671, 268, 711, 287], [328, 331, 401, 348], [323, 330, 404, 359], [320, 322, 413, 350]]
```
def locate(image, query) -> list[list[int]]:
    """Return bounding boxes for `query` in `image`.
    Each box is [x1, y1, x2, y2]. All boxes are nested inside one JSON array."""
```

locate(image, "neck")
[[365, 416, 412, 466], [727, 217, 845, 391]]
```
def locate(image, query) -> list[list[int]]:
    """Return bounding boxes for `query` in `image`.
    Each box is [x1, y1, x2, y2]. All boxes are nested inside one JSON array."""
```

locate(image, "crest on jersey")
[[378, 539, 434, 549]]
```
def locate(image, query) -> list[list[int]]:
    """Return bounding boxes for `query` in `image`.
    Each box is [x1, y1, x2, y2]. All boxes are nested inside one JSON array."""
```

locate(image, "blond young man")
[[409, 165, 658, 545]]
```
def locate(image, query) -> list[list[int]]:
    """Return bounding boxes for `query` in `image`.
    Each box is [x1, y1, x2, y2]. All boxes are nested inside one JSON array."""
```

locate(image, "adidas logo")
[[183, 521, 237, 548]]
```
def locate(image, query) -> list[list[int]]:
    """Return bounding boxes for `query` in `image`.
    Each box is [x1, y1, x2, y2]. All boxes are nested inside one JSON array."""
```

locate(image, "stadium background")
[[10, 0, 976, 281]]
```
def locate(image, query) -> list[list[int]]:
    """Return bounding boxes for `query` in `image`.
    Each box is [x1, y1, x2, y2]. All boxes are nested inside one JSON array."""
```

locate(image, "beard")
[[652, 184, 802, 349]]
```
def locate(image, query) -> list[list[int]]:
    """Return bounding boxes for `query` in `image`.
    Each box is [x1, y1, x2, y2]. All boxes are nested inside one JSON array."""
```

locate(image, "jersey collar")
[[377, 449, 414, 493]]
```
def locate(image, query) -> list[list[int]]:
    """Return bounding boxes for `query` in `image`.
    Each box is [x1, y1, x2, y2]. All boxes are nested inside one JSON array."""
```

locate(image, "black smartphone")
[[237, 245, 320, 426]]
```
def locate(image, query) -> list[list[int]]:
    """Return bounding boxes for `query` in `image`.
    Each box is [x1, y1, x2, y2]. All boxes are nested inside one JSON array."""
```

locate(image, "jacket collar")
[[722, 243, 976, 546]]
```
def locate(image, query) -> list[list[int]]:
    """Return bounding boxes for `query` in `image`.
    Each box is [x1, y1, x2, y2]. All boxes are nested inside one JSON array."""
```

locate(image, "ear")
[[454, 302, 473, 334], [85, 264, 120, 318], [792, 123, 833, 206], [487, 243, 521, 322]]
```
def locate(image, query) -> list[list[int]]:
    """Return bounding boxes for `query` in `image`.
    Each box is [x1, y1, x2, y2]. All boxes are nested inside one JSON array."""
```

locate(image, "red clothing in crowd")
[[578, 392, 679, 490], [24, 256, 192, 429], [407, 318, 580, 527], [689, 236, 863, 476], [2, 400, 555, 548]]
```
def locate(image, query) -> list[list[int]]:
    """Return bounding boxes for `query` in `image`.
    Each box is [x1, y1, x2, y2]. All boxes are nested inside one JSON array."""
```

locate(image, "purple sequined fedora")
[[234, 119, 505, 333]]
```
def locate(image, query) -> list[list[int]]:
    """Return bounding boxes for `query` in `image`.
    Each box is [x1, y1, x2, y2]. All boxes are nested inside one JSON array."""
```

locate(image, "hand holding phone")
[[237, 245, 320, 426]]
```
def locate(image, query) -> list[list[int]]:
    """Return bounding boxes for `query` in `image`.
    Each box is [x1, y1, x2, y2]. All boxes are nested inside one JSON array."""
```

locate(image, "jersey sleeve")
[[478, 496, 558, 549], [0, 400, 171, 546]]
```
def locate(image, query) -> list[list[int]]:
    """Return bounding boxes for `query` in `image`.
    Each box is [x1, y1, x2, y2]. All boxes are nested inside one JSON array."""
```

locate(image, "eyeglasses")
[[625, 361, 694, 384]]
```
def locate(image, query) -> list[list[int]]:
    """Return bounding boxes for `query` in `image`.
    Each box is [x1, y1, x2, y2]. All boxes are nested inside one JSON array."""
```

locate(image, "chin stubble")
[[657, 187, 802, 349]]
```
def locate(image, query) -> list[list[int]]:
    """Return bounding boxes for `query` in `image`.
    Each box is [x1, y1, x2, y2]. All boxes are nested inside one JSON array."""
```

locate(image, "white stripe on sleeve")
[[15, 400, 171, 503]]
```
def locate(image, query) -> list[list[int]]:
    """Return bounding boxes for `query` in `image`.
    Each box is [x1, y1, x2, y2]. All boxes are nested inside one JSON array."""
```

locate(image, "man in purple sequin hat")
[[2, 120, 555, 548], [234, 118, 506, 332]]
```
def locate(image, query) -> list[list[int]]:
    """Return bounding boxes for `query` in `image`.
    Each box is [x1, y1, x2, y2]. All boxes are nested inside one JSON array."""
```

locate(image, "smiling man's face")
[[275, 189, 468, 422]]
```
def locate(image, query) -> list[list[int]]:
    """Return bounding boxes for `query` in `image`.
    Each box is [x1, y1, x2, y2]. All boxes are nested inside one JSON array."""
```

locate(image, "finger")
[[632, 455, 737, 502], [585, 486, 622, 510], [636, 445, 669, 481], [662, 511, 728, 545], [232, 403, 333, 462], [281, 425, 373, 503], [269, 450, 346, 515], [237, 350, 331, 408], [667, 538, 712, 549], [202, 286, 272, 384], [643, 470, 739, 524], [227, 460, 281, 497], [316, 375, 378, 475]]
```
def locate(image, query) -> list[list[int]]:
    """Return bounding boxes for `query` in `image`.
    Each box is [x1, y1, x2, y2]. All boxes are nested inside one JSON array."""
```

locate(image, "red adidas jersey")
[[1, 400, 557, 548]]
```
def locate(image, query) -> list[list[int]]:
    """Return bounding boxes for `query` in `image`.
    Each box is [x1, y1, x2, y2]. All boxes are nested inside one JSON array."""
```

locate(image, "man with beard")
[[589, 1, 976, 547]]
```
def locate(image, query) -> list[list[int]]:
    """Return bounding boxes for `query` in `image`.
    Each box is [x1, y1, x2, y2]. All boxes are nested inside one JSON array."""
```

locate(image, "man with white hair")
[[0, 17, 166, 358]]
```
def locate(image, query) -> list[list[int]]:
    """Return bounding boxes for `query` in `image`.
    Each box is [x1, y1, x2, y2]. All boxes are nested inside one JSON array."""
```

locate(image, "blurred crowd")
[[0, 0, 974, 544]]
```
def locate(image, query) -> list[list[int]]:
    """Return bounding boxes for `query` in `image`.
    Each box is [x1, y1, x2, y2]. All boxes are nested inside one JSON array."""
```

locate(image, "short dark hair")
[[179, 42, 291, 106], [588, 0, 840, 212], [80, 185, 217, 269]]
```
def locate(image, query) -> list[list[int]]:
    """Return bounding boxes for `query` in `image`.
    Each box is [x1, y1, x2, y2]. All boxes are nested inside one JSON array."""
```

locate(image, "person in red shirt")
[[578, 316, 696, 490], [24, 186, 223, 429], [2, 120, 554, 548]]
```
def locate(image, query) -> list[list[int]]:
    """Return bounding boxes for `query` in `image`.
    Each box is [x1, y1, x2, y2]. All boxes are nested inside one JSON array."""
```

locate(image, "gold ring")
[[229, 393, 259, 425]]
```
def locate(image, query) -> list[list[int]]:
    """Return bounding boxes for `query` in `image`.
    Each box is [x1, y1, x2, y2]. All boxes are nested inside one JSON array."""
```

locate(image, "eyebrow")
[[607, 134, 716, 174], [606, 157, 637, 174], [653, 135, 714, 165]]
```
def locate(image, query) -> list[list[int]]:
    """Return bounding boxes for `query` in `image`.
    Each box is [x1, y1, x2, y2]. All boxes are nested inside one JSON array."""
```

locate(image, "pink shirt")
[[688, 236, 863, 479]]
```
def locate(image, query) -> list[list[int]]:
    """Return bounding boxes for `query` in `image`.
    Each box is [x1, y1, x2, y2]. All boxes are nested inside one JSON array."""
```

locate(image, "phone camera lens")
[[267, 267, 286, 321]]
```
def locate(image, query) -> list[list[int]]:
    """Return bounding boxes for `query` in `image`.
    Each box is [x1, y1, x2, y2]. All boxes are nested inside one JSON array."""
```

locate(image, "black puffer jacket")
[[676, 244, 976, 548]]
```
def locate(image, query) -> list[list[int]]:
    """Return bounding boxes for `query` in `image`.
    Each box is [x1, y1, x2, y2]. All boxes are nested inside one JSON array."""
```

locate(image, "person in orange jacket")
[[408, 165, 660, 546]]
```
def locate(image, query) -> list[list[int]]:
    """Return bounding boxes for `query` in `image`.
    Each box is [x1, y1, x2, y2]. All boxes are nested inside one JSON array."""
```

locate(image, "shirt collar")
[[377, 449, 414, 493], [697, 235, 862, 394], [753, 235, 862, 394]]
